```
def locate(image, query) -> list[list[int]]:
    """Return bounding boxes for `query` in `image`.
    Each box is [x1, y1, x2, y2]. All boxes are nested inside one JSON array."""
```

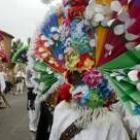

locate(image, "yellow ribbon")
[[95, 0, 112, 66]]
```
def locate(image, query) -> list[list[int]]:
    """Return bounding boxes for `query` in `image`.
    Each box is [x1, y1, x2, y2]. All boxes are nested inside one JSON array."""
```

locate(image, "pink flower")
[[83, 69, 103, 88]]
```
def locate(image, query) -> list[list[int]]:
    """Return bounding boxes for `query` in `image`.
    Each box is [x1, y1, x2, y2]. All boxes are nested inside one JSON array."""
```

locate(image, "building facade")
[[0, 30, 14, 59]]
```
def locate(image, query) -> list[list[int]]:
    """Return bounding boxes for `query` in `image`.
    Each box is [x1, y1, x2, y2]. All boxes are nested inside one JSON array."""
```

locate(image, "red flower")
[[77, 53, 94, 71], [60, 84, 72, 102], [83, 69, 103, 88], [68, 5, 85, 21]]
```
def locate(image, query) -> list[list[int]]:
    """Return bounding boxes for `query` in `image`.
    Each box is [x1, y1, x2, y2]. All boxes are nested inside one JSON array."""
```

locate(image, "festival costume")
[[27, 0, 140, 139]]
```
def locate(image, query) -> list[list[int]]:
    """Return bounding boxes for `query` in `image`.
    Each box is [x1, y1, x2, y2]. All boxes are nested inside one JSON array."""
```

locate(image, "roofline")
[[0, 30, 14, 39]]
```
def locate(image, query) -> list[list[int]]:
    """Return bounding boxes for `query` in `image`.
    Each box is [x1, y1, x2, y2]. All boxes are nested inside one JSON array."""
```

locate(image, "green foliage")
[[11, 39, 23, 58]]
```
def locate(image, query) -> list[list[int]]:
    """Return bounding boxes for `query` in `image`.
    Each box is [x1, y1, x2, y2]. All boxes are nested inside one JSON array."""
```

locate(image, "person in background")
[[35, 74, 65, 140], [7, 70, 14, 94], [15, 69, 25, 95], [25, 66, 38, 140], [36, 87, 61, 140], [3, 68, 12, 94]]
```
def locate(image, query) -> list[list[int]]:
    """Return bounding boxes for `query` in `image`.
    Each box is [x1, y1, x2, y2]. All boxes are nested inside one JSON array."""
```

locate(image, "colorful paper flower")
[[85, 0, 112, 27], [68, 5, 85, 21], [83, 69, 103, 88], [66, 52, 79, 70], [97, 79, 115, 100], [60, 84, 72, 102], [72, 85, 89, 106], [77, 53, 94, 71], [128, 70, 139, 82]]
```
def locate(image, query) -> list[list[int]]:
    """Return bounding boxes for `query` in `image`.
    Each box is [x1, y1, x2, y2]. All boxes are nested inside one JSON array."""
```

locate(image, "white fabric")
[[0, 72, 6, 92], [16, 71, 25, 78], [16, 81, 24, 94], [28, 95, 41, 132], [124, 115, 140, 140], [2, 72, 8, 81], [49, 101, 129, 140], [111, 101, 140, 140], [25, 66, 34, 88]]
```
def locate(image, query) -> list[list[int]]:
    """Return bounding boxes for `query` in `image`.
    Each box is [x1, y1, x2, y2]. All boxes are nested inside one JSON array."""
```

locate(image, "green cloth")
[[100, 45, 140, 115]]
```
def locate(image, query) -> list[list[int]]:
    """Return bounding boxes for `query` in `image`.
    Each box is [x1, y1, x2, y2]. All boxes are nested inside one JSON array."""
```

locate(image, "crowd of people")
[[0, 65, 26, 108]]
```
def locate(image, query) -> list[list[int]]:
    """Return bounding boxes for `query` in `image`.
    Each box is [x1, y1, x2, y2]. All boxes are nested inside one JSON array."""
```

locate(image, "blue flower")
[[98, 79, 114, 99]]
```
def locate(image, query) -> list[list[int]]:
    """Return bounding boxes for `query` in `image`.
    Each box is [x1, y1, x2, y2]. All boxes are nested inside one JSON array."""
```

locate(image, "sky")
[[0, 0, 61, 43]]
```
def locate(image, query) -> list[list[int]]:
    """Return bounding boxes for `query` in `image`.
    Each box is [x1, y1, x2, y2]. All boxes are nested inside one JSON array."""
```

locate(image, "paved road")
[[0, 91, 32, 140]]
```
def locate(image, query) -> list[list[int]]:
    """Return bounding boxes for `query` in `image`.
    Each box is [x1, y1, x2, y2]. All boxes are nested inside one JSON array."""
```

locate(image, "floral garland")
[[71, 69, 116, 109]]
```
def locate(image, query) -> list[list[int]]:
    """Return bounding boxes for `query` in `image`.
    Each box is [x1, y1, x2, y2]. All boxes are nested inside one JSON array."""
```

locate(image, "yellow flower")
[[67, 53, 79, 70]]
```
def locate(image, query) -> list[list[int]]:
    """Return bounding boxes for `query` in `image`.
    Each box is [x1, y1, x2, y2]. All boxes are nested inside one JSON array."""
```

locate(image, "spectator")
[[15, 69, 25, 95]]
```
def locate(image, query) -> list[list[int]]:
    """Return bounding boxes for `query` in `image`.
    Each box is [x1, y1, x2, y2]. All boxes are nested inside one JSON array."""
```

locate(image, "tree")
[[27, 37, 31, 45], [11, 39, 23, 58]]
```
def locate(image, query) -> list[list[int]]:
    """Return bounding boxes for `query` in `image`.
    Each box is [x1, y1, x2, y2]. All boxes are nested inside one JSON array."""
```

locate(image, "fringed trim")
[[57, 101, 121, 130], [67, 102, 120, 129]]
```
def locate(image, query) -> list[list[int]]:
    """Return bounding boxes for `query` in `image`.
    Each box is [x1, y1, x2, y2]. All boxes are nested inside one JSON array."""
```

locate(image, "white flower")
[[90, 39, 96, 47], [125, 42, 136, 50], [85, 0, 111, 27], [111, 1, 122, 12], [114, 24, 125, 35], [128, 70, 139, 82], [72, 85, 89, 97], [125, 33, 139, 41]]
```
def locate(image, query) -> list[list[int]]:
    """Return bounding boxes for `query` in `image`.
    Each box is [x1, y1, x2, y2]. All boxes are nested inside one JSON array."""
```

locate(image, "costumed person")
[[25, 66, 39, 140], [15, 69, 25, 95], [3, 68, 12, 94], [36, 86, 61, 140], [49, 70, 129, 140], [26, 66, 37, 111], [34, 67, 65, 140], [0, 65, 10, 108], [27, 0, 140, 139], [26, 2, 65, 139]]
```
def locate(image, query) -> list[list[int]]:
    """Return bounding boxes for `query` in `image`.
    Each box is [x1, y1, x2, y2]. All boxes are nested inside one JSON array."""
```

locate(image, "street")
[[0, 90, 31, 140]]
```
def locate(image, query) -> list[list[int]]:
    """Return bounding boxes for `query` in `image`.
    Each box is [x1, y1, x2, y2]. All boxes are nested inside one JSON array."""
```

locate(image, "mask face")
[[67, 71, 83, 86]]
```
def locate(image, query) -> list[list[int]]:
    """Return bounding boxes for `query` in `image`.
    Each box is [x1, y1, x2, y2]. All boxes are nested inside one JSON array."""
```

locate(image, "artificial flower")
[[128, 70, 139, 82], [66, 53, 79, 70], [97, 79, 114, 99], [68, 5, 85, 21], [60, 84, 72, 102], [85, 0, 111, 27], [77, 53, 94, 71]]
